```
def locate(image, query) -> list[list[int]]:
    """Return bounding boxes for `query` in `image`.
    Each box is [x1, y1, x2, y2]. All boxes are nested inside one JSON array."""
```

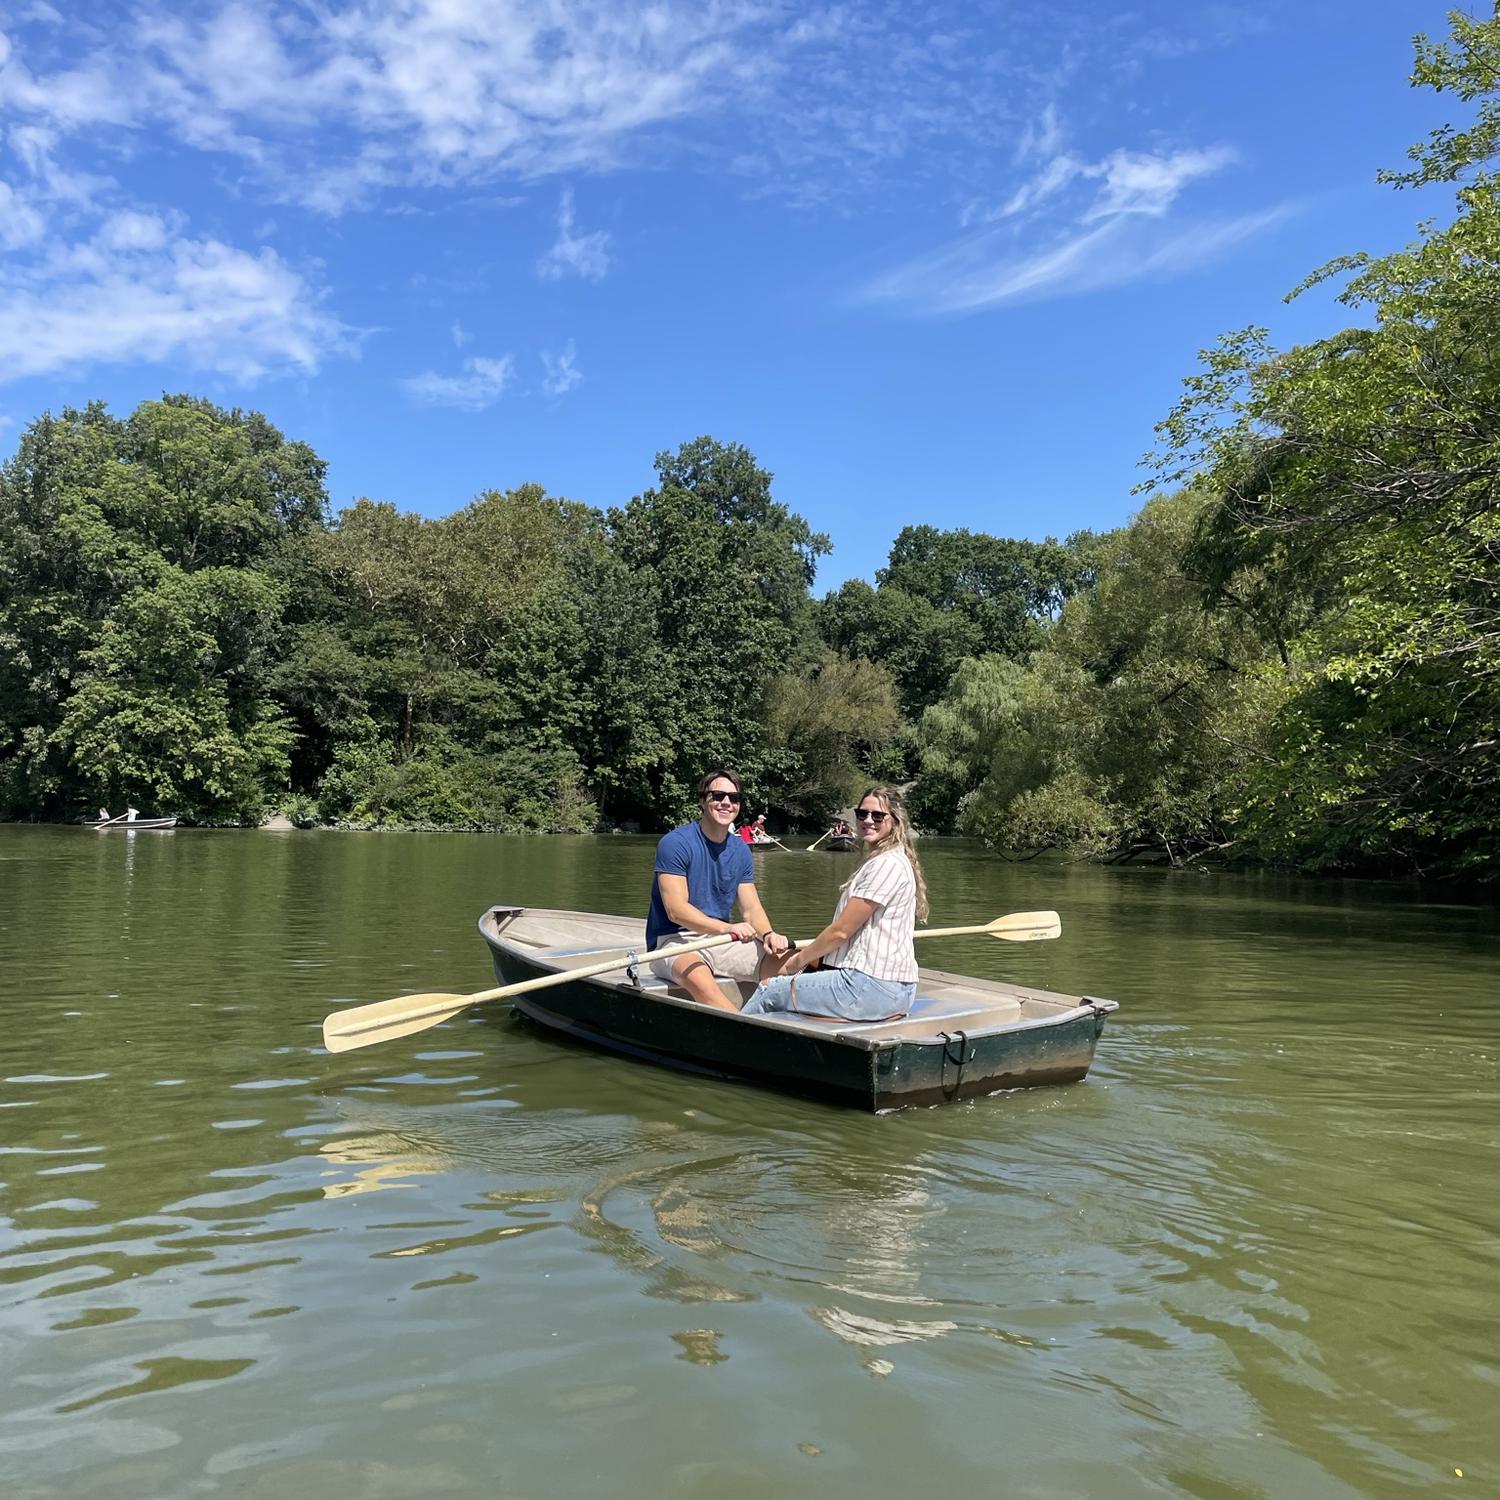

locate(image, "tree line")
[[2, 11, 1495, 876]]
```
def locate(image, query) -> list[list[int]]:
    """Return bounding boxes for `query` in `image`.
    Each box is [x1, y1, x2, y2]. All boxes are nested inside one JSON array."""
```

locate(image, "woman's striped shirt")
[[825, 849, 918, 982]]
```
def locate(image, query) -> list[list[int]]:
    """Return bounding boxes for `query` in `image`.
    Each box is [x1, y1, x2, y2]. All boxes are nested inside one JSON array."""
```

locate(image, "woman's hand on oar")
[[322, 931, 739, 1054], [914, 910, 1060, 942]]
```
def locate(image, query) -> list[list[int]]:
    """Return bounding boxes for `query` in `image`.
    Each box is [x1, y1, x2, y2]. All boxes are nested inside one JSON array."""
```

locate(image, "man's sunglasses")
[[705, 790, 742, 805], [854, 808, 888, 824]]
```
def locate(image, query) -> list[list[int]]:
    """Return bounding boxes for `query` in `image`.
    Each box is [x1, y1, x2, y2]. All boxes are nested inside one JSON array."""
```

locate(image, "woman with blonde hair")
[[741, 786, 929, 1022]]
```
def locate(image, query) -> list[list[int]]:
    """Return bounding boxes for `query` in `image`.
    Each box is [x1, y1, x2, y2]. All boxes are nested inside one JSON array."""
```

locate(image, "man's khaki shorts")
[[650, 933, 764, 985]]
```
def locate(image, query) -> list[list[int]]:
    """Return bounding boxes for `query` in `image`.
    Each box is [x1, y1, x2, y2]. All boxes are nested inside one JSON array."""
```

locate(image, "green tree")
[[284, 484, 657, 831], [880, 525, 1089, 656], [816, 578, 981, 718], [763, 651, 903, 821], [0, 397, 325, 820], [1147, 7, 1500, 873], [608, 437, 829, 818], [915, 493, 1281, 860]]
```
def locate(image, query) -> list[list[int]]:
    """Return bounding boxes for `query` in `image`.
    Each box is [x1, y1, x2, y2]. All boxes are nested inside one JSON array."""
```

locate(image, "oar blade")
[[986, 909, 1061, 942], [322, 992, 472, 1054]]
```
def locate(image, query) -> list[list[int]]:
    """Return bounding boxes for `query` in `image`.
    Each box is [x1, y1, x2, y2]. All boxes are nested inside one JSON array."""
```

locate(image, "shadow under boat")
[[479, 905, 1117, 1113]]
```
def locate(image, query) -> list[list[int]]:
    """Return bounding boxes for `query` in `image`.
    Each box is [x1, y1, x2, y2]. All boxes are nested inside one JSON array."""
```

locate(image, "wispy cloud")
[[402, 354, 514, 410], [2, 2, 772, 212], [536, 189, 610, 282], [451, 321, 473, 347], [541, 342, 582, 397], [864, 132, 1280, 314], [0, 38, 348, 381]]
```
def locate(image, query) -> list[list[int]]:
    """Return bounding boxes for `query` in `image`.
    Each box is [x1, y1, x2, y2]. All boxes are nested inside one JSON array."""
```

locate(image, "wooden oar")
[[324, 909, 1063, 1055], [762, 835, 795, 853], [92, 812, 128, 830], [915, 910, 1060, 942], [804, 830, 832, 853], [323, 931, 739, 1054]]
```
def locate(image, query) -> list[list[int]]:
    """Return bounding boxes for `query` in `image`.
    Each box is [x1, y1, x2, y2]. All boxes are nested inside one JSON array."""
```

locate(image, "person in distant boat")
[[98, 807, 110, 822], [742, 785, 927, 1022], [753, 814, 769, 843], [737, 817, 758, 846], [125, 806, 139, 823], [646, 770, 792, 1013]]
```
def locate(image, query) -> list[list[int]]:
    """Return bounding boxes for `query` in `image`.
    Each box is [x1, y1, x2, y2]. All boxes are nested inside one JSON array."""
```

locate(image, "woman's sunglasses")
[[854, 808, 888, 824], [705, 790, 742, 805]]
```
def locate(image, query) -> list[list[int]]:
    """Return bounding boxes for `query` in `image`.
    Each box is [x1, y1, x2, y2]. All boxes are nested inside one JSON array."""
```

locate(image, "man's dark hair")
[[696, 768, 742, 800]]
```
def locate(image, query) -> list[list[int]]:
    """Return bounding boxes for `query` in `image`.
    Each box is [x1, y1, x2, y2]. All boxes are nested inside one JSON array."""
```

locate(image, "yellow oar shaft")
[[326, 931, 738, 1044], [324, 910, 1061, 1054]]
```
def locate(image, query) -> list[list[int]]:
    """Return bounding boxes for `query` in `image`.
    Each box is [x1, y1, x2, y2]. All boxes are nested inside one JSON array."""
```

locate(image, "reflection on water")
[[0, 825, 1496, 1499]]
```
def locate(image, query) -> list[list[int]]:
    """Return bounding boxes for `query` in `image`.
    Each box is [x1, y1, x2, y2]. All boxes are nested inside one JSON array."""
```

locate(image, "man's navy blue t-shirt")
[[645, 822, 754, 950]]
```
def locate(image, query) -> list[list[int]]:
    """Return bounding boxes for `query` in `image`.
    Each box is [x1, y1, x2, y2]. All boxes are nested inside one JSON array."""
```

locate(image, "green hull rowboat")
[[479, 906, 1117, 1112]]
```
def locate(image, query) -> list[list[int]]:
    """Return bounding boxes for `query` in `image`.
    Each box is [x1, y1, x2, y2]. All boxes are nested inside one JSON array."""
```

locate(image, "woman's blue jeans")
[[741, 967, 915, 1021]]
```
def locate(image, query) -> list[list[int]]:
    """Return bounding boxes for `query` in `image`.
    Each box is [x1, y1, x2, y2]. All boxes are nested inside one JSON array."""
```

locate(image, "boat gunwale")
[[478, 905, 1116, 1051]]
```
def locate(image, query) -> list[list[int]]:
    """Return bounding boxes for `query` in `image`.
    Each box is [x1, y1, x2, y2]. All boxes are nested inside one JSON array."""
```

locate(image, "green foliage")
[[817, 578, 981, 718], [763, 651, 903, 820], [880, 525, 1090, 651], [6, 10, 1496, 883], [607, 437, 830, 814], [916, 494, 1282, 860], [1143, 7, 1500, 874], [0, 397, 321, 822]]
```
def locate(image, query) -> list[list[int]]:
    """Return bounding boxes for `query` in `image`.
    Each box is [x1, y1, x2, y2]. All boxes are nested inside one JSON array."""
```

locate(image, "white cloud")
[[997, 152, 1086, 219], [863, 135, 1275, 313], [0, 227, 351, 381], [541, 342, 582, 396], [1, 2, 769, 211], [1083, 146, 1235, 220], [0, 26, 349, 384], [451, 320, 472, 347], [536, 188, 610, 281], [1013, 104, 1063, 166], [864, 204, 1288, 314], [402, 354, 514, 410], [0, 180, 48, 250]]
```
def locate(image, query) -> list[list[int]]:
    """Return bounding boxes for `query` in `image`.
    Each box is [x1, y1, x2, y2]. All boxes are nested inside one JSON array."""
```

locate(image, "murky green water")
[[1, 826, 1496, 1498]]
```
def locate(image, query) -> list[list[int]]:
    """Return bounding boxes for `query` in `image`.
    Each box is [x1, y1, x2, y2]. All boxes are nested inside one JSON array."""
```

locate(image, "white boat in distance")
[[91, 808, 178, 831]]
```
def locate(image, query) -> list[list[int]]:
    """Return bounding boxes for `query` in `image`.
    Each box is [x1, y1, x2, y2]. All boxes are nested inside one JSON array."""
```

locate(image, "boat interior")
[[484, 907, 1089, 1040]]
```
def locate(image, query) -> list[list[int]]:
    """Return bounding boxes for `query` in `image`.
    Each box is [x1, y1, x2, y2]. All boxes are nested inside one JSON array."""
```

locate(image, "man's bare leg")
[[670, 953, 740, 1012], [757, 947, 792, 984]]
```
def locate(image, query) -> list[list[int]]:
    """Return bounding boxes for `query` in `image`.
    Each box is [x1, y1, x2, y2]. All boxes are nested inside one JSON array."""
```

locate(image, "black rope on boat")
[[938, 1029, 973, 1094]]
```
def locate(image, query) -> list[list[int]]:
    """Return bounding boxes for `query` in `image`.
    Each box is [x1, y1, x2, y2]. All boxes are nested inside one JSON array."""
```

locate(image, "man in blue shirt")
[[647, 768, 791, 1012]]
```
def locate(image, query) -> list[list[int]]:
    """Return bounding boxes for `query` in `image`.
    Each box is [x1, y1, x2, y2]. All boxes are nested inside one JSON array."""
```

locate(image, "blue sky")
[[0, 1, 1465, 587]]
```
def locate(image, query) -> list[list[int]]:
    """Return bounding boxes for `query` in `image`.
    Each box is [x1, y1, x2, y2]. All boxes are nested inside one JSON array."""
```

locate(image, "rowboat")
[[821, 834, 857, 852], [479, 906, 1118, 1111], [92, 815, 178, 831]]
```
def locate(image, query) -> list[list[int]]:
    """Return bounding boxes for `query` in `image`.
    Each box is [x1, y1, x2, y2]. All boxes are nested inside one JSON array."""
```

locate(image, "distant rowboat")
[[91, 815, 178, 831]]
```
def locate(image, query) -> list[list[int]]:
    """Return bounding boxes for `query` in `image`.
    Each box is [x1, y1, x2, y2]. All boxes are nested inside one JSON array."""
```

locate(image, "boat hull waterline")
[[478, 906, 1117, 1111]]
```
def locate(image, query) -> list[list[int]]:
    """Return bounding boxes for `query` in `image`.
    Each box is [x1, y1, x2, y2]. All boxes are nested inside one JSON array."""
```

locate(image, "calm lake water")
[[1, 825, 1496, 1498]]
